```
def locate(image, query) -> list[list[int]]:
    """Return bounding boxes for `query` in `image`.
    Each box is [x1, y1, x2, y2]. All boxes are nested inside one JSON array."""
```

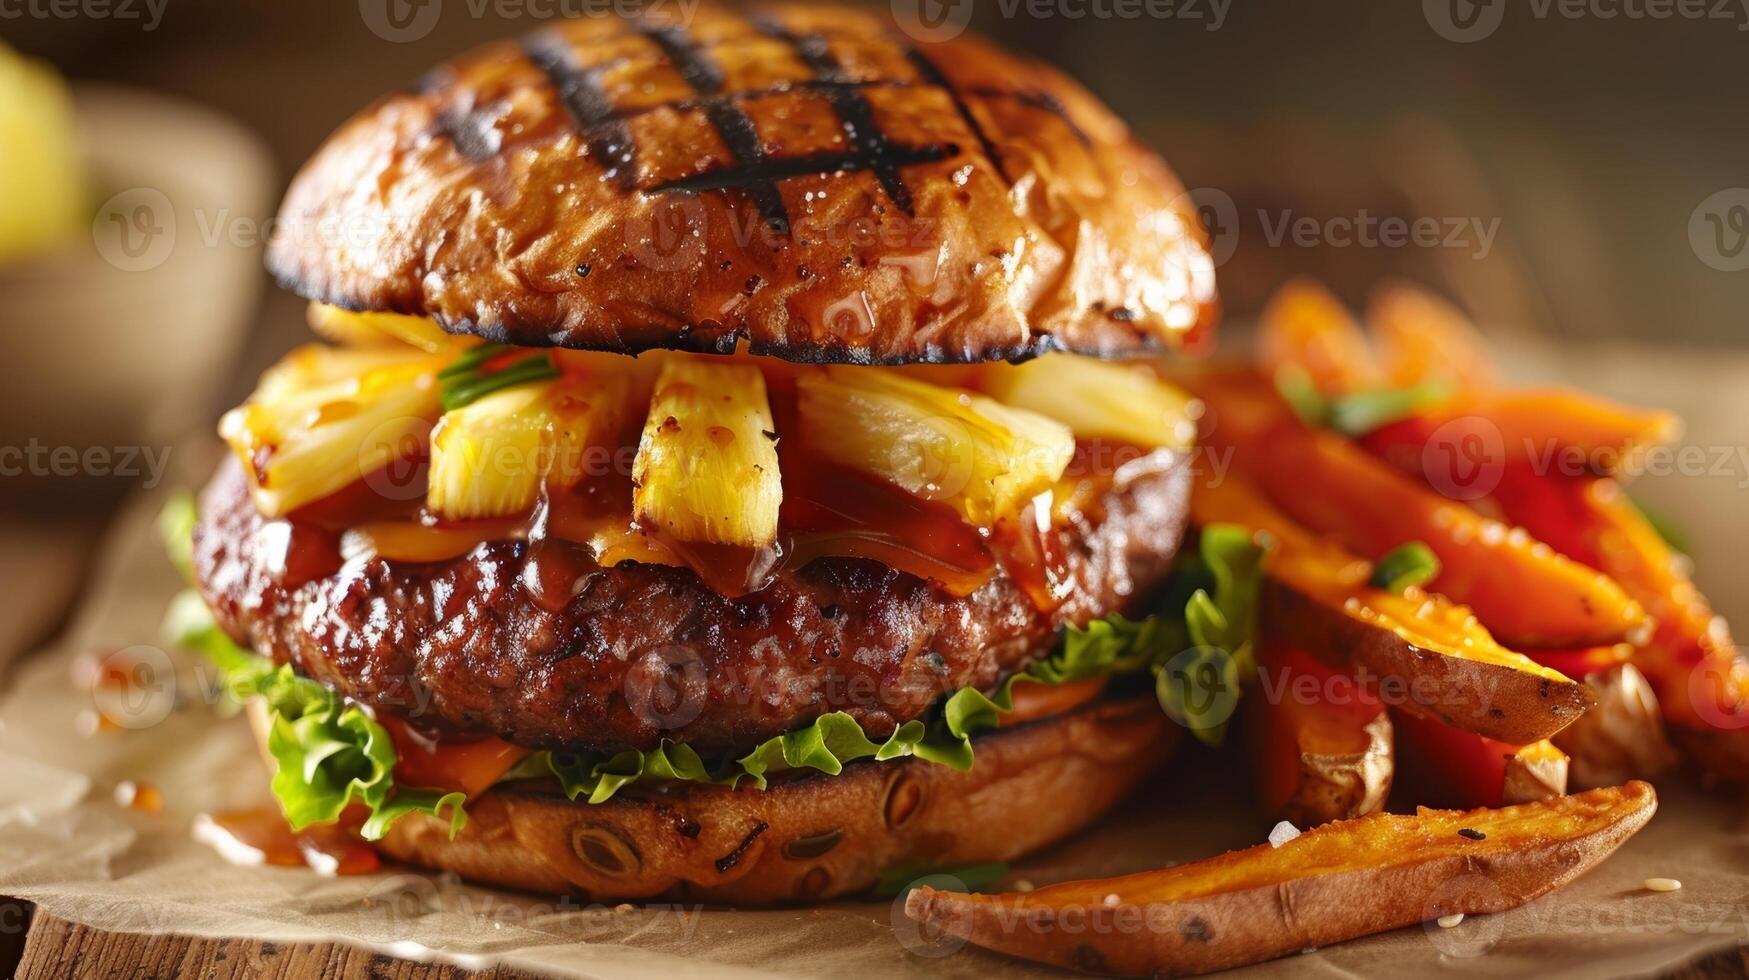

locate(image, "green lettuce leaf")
[[516, 612, 1174, 804], [1152, 524, 1269, 746], [163, 589, 467, 841], [157, 491, 198, 585]]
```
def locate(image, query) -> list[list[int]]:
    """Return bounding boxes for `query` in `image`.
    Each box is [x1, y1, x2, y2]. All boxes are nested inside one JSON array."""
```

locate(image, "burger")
[[166, 2, 1221, 904]]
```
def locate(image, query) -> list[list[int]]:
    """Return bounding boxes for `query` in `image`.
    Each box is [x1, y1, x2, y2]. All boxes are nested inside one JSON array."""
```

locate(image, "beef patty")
[[194, 452, 1192, 756]]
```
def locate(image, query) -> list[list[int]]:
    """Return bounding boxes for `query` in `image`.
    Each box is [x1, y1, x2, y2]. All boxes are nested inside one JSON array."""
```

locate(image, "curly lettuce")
[[164, 589, 464, 841], [512, 612, 1173, 803], [1151, 524, 1269, 746]]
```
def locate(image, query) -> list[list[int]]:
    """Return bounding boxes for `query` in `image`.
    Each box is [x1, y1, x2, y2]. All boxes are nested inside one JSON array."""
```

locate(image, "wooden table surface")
[[2, 899, 1748, 979]]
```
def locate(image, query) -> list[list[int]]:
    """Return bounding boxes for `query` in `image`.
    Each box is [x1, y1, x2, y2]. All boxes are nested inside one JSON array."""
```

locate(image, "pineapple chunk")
[[307, 302, 457, 353], [632, 357, 782, 547], [982, 354, 1199, 450], [428, 374, 631, 520], [796, 366, 1075, 526], [219, 347, 444, 517], [253, 343, 437, 404]]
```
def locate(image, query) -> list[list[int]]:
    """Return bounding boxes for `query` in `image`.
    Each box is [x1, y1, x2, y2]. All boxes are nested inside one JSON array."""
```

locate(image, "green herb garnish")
[[1273, 368, 1450, 437], [1368, 541, 1441, 593], [438, 343, 560, 411]]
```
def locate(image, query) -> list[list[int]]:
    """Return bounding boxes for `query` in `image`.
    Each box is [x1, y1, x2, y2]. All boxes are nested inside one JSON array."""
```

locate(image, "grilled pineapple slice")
[[428, 374, 631, 520], [982, 354, 1199, 450], [796, 366, 1075, 526], [219, 345, 444, 516], [307, 302, 457, 353], [632, 357, 782, 547]]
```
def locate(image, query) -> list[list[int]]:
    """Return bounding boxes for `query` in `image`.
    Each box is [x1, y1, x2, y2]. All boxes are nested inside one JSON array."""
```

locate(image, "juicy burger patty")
[[194, 453, 1192, 756]]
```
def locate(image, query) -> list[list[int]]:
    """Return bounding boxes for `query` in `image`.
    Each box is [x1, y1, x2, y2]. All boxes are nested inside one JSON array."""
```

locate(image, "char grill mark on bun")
[[640, 22, 791, 234], [755, 17, 920, 215], [522, 32, 639, 191], [266, 3, 1217, 363]]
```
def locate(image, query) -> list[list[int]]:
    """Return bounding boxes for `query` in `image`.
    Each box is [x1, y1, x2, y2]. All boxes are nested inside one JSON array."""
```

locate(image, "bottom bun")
[[371, 695, 1175, 905]]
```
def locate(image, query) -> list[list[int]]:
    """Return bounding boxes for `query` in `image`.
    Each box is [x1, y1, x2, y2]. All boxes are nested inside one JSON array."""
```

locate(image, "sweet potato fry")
[[1255, 278, 1381, 396], [1360, 389, 1680, 475], [1391, 708, 1568, 808], [1186, 371, 1647, 648], [1525, 644, 1632, 682], [1490, 471, 1749, 777], [1249, 643, 1392, 826], [1195, 473, 1593, 744], [1549, 663, 1676, 789], [1366, 282, 1496, 391], [905, 782, 1656, 977]]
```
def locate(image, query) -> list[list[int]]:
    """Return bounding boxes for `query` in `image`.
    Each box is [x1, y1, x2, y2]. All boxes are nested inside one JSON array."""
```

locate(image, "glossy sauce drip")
[[193, 808, 380, 876], [779, 460, 995, 597], [271, 403, 1154, 609]]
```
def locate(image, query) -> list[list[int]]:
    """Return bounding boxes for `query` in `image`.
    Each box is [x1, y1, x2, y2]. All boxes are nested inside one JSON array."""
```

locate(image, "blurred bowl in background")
[[0, 84, 272, 482]]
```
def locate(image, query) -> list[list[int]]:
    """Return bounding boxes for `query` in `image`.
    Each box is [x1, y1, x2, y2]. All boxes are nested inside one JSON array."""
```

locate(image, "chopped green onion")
[[1630, 496, 1690, 557], [1274, 366, 1331, 427], [1369, 541, 1441, 593], [437, 343, 508, 379], [439, 347, 560, 411], [1329, 384, 1451, 437]]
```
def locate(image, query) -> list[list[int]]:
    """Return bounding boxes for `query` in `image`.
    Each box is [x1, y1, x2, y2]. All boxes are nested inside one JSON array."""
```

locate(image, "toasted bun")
[[265, 3, 1217, 364], [371, 696, 1173, 904]]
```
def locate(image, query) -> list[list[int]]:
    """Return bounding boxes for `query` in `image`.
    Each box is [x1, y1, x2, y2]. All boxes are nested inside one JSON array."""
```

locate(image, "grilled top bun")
[[266, 3, 1217, 364]]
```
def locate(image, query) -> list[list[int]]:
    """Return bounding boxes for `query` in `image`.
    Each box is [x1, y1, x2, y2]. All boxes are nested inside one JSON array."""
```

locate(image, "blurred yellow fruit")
[[0, 44, 86, 261]]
